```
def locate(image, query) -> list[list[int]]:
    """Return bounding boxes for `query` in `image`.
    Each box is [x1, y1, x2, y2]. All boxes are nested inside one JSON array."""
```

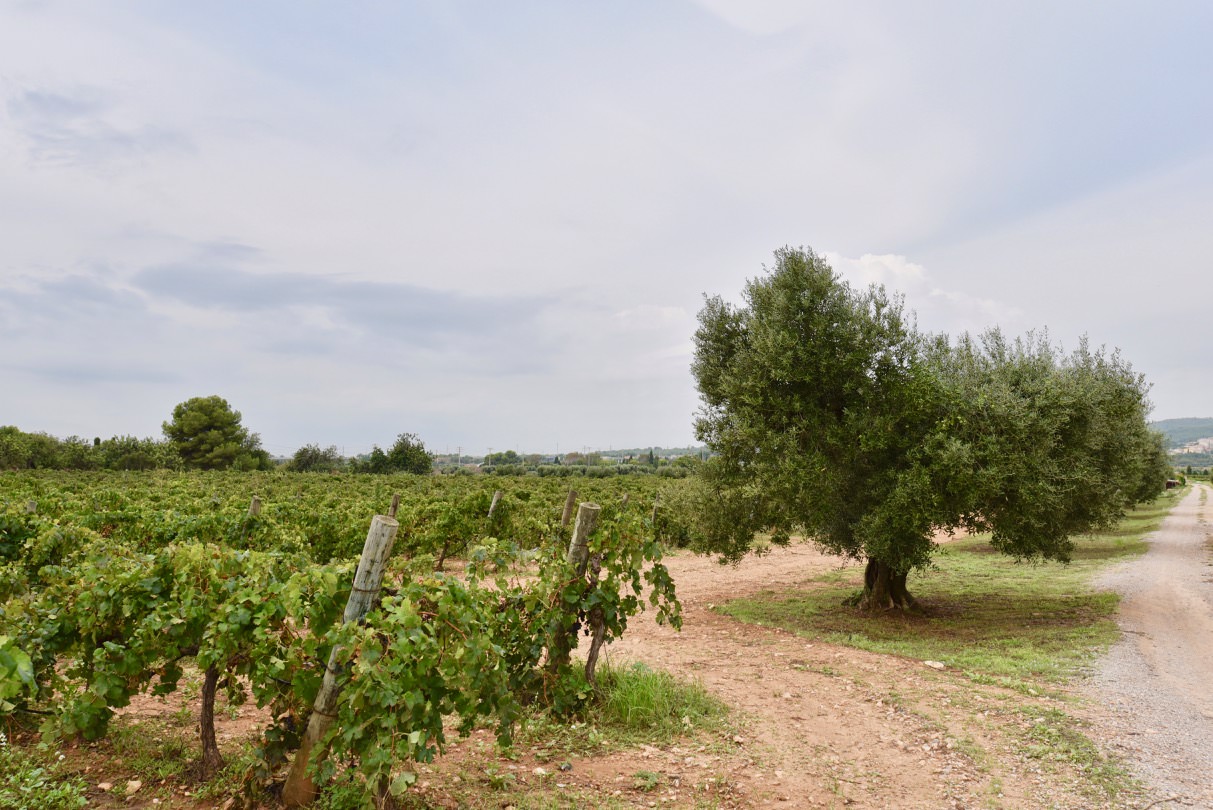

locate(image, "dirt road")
[[1085, 484, 1213, 805], [597, 544, 1110, 809]]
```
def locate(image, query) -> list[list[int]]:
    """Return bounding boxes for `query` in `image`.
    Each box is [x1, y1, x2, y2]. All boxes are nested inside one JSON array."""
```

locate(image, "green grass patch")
[[0, 737, 88, 810], [1015, 707, 1136, 800], [595, 662, 728, 738], [521, 661, 729, 760], [719, 494, 1175, 687], [105, 719, 193, 782]]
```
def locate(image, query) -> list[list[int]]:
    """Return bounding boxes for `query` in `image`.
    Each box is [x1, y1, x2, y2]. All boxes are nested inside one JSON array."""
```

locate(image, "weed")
[[483, 765, 517, 790], [595, 662, 729, 741], [1015, 707, 1137, 799], [107, 719, 192, 781], [632, 769, 662, 791], [0, 735, 88, 810]]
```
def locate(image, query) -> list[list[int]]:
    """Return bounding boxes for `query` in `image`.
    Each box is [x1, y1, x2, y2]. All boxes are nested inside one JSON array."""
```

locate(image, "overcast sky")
[[2, 1, 1211, 456]]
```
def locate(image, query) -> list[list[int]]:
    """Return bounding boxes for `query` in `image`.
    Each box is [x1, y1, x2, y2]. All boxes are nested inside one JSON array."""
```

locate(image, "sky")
[[2, 1, 1212, 457]]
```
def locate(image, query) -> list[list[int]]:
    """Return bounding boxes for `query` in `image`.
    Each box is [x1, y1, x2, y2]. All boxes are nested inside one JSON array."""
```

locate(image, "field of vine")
[[0, 471, 688, 808]]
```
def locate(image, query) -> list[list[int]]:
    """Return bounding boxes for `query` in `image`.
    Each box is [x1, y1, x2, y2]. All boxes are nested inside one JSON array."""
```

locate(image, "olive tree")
[[691, 247, 1166, 611]]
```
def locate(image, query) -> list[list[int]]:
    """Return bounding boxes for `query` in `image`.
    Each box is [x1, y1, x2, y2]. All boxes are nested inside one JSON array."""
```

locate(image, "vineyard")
[[0, 471, 689, 808]]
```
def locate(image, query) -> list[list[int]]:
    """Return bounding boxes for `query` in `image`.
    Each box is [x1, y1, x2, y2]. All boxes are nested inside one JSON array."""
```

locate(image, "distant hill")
[[1151, 417, 1213, 449]]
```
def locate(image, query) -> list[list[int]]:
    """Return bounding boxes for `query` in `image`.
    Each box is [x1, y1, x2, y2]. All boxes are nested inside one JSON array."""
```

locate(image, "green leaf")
[[389, 771, 417, 796]]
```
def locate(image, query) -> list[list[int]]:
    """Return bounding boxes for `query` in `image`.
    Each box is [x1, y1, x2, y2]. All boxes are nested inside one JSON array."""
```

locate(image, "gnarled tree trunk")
[[859, 558, 921, 612]]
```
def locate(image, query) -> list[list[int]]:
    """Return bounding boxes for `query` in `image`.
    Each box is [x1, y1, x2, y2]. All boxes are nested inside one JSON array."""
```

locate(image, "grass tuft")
[[595, 662, 727, 738]]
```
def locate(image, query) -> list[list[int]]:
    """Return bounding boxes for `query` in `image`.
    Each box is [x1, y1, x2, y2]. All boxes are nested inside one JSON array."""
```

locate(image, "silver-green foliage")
[[690, 246, 1167, 580]]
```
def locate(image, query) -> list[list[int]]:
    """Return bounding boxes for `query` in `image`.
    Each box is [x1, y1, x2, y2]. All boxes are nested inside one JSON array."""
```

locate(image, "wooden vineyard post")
[[281, 514, 400, 808], [547, 502, 600, 673], [560, 489, 578, 528], [241, 496, 262, 544], [24, 501, 36, 514], [488, 490, 502, 518], [650, 492, 661, 523], [566, 501, 600, 577], [388, 493, 400, 519]]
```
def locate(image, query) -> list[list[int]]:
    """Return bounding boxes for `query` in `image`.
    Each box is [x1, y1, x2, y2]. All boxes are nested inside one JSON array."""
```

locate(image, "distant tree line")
[[0, 427, 181, 471], [0, 397, 435, 475]]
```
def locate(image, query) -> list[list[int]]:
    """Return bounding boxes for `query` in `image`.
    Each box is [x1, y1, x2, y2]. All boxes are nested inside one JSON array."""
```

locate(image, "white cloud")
[[824, 252, 926, 288], [824, 251, 1021, 336], [2, 1, 1211, 450], [689, 0, 827, 35]]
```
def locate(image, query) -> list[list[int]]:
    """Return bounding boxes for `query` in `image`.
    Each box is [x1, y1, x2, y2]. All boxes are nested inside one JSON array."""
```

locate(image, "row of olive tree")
[[689, 247, 1171, 611]]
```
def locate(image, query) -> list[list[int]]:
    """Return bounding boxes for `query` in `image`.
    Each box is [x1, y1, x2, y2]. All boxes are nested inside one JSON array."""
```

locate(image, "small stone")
[[125, 780, 142, 796], [533, 767, 548, 777], [97, 782, 113, 792], [924, 660, 946, 670], [732, 735, 746, 744]]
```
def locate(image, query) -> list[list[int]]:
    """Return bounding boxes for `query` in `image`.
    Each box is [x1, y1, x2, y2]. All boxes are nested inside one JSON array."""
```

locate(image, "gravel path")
[[1085, 484, 1213, 806]]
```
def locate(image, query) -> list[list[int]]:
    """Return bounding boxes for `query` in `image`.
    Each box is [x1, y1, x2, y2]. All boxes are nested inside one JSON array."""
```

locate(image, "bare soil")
[[585, 544, 1112, 810]]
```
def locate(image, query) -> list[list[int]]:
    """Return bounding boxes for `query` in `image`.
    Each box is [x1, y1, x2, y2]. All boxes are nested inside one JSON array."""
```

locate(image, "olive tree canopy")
[[690, 247, 1167, 610]]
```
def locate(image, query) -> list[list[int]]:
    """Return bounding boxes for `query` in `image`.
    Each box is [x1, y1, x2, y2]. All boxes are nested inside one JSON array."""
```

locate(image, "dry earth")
[[585, 544, 1109, 810]]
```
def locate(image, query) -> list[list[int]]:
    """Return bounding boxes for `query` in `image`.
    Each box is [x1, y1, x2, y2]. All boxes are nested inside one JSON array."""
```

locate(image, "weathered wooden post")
[[566, 502, 600, 577], [488, 490, 503, 518], [388, 493, 400, 519], [560, 489, 578, 528], [24, 500, 36, 514], [650, 492, 661, 524], [247, 496, 262, 517], [547, 502, 600, 674], [281, 514, 400, 807]]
